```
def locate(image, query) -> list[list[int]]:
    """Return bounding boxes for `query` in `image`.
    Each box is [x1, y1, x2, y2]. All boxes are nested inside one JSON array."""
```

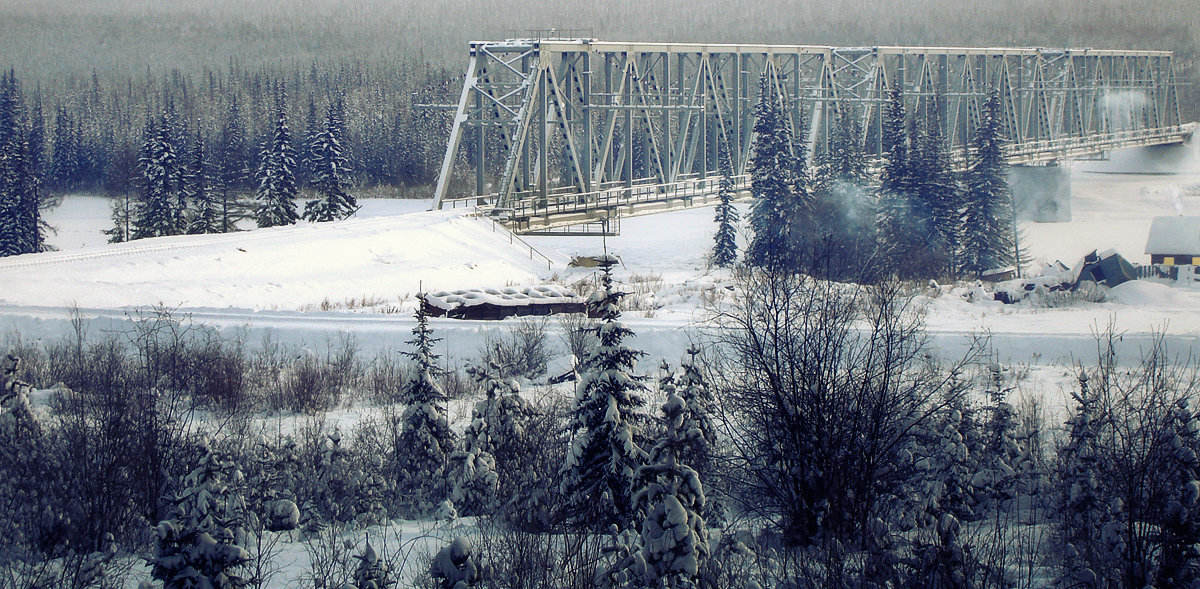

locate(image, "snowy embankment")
[[0, 207, 564, 310]]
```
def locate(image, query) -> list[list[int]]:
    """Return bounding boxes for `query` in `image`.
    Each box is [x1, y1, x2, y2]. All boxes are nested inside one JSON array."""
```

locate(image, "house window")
[[1164, 256, 1175, 265]]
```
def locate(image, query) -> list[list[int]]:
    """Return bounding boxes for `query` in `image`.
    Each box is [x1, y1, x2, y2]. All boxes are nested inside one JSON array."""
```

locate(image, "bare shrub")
[[479, 317, 550, 380], [557, 313, 597, 364], [709, 268, 980, 544]]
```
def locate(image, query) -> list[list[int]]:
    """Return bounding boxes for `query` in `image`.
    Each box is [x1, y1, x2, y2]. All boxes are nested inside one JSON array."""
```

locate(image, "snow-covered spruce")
[[710, 140, 739, 268], [961, 89, 1018, 279], [134, 111, 184, 239], [302, 96, 358, 222], [152, 439, 251, 589], [561, 256, 648, 528], [351, 540, 395, 589], [632, 392, 710, 588], [255, 91, 300, 228], [429, 536, 488, 589], [397, 302, 456, 514], [745, 70, 810, 271], [184, 127, 222, 235]]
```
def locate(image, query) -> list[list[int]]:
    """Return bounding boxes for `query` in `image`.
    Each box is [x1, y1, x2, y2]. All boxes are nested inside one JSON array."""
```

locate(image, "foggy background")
[[3, 0, 1196, 118]]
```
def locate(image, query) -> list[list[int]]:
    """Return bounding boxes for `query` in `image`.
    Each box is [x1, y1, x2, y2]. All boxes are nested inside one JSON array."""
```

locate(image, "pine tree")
[[398, 302, 456, 512], [561, 256, 648, 528], [745, 72, 806, 271], [633, 392, 710, 588], [961, 90, 1017, 278], [0, 72, 24, 257], [710, 140, 739, 268], [217, 94, 249, 232], [303, 96, 358, 222], [49, 106, 78, 192], [810, 105, 875, 278], [133, 113, 183, 239], [911, 99, 962, 277], [152, 441, 250, 589], [104, 192, 134, 243], [1056, 371, 1116, 585], [254, 93, 300, 228], [876, 87, 923, 278], [299, 93, 320, 188], [184, 129, 221, 234]]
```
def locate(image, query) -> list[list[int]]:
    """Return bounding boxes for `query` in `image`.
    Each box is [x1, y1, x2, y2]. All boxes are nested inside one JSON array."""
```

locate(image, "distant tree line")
[[716, 72, 1019, 282], [24, 58, 459, 203]]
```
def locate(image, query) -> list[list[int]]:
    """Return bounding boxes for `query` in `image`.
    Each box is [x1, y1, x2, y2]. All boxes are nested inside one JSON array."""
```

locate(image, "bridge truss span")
[[431, 39, 1188, 231]]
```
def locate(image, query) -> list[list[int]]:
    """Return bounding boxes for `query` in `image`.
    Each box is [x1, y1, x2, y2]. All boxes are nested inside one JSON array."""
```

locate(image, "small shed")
[[1145, 216, 1200, 265]]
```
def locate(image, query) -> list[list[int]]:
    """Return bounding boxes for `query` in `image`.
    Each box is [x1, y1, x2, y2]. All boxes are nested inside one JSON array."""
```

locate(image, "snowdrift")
[[0, 210, 565, 310]]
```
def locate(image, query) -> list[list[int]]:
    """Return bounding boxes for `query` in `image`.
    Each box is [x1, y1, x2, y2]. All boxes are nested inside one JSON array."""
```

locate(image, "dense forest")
[[0, 0, 1196, 197]]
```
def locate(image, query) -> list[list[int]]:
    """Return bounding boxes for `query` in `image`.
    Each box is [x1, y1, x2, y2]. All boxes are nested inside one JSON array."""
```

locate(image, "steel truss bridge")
[[432, 39, 1191, 233]]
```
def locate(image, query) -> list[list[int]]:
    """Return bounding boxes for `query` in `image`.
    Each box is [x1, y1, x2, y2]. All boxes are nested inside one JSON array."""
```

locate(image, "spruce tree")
[[961, 90, 1017, 278], [710, 140, 739, 268], [876, 87, 923, 277], [745, 72, 805, 270], [133, 113, 183, 239], [561, 256, 648, 528], [302, 97, 358, 222], [49, 106, 78, 192], [184, 129, 221, 234], [633, 392, 710, 588], [254, 93, 300, 228], [911, 99, 962, 277], [152, 441, 250, 589], [398, 301, 456, 512], [217, 94, 249, 232], [0, 73, 24, 257], [811, 105, 875, 278]]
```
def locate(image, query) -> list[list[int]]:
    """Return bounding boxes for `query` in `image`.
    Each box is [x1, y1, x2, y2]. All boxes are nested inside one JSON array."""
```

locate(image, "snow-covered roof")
[[423, 285, 581, 310], [1145, 216, 1200, 255]]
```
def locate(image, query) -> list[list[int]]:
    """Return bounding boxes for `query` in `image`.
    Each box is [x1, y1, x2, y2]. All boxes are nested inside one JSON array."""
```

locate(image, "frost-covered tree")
[[104, 191, 134, 243], [910, 99, 962, 277], [876, 87, 924, 278], [303, 97, 358, 222], [677, 345, 716, 482], [561, 255, 648, 528], [254, 92, 300, 228], [633, 392, 710, 588], [961, 90, 1017, 278], [184, 128, 221, 235], [398, 302, 456, 511], [352, 540, 395, 589], [430, 536, 488, 589], [152, 440, 250, 589], [216, 94, 249, 232], [972, 364, 1020, 514], [133, 112, 183, 239], [711, 141, 739, 268], [745, 71, 807, 271], [1156, 399, 1200, 586], [1055, 371, 1115, 586]]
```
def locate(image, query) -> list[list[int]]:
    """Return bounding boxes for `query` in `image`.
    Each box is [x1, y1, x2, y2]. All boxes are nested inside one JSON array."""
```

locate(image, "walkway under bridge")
[[430, 39, 1192, 233]]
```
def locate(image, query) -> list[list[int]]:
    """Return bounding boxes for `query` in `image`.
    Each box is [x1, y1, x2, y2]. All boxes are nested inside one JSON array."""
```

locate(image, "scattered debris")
[[992, 250, 1136, 304]]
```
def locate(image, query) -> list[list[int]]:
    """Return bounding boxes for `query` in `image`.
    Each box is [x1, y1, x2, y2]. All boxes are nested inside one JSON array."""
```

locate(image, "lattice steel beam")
[[432, 39, 1184, 211]]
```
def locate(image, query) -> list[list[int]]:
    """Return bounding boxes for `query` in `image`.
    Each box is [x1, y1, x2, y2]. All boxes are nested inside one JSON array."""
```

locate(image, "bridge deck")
[[441, 124, 1193, 233]]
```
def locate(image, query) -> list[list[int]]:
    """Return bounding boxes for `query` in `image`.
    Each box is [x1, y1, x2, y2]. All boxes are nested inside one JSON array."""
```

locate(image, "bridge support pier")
[[1009, 164, 1072, 223]]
